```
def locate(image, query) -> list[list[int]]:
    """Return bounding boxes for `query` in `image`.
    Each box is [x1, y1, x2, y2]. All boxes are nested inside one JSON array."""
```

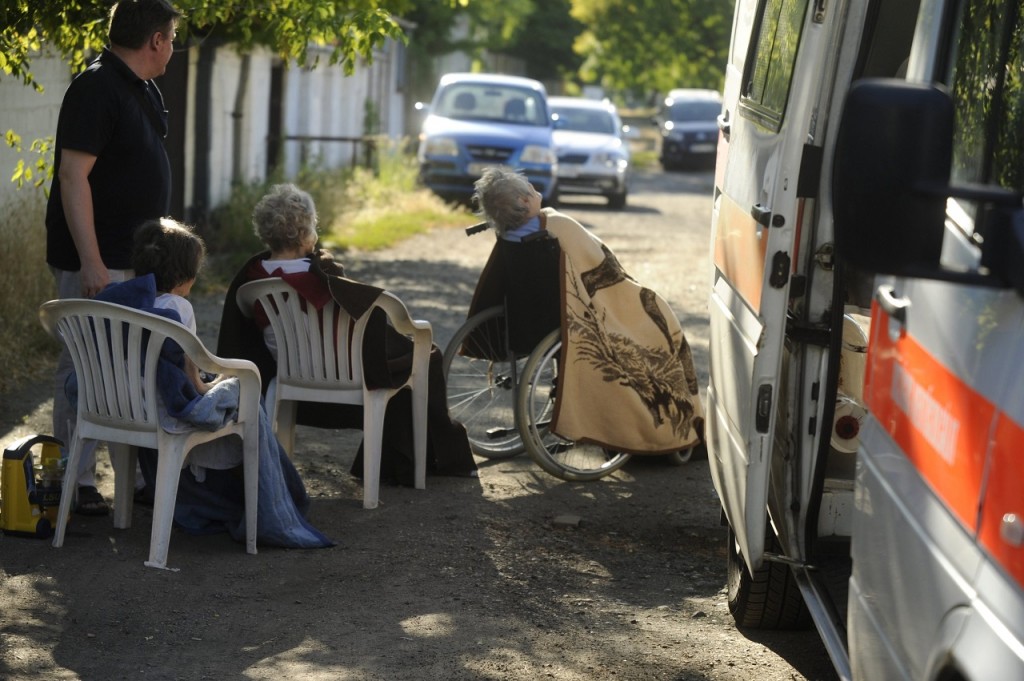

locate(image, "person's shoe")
[[74, 485, 109, 516]]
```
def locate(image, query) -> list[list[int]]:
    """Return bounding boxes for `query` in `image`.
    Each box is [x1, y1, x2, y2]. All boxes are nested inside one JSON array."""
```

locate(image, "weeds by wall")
[[0, 192, 60, 393]]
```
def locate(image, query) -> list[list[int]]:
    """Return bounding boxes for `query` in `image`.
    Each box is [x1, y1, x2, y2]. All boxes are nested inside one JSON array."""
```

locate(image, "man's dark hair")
[[132, 218, 206, 293], [108, 0, 182, 50]]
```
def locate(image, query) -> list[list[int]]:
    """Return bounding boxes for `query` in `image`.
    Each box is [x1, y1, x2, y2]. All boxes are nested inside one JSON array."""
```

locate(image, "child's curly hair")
[[131, 218, 206, 293]]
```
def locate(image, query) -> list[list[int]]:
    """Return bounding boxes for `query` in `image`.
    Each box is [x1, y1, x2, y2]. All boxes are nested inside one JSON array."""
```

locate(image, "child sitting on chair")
[[87, 217, 333, 549], [130, 217, 220, 394]]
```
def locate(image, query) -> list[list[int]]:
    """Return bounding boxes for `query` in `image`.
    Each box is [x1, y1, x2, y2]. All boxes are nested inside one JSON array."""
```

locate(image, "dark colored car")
[[657, 89, 722, 170]]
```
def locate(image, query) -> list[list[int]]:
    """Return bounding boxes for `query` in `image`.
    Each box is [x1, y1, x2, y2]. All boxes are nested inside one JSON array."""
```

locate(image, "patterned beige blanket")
[[544, 209, 705, 454]]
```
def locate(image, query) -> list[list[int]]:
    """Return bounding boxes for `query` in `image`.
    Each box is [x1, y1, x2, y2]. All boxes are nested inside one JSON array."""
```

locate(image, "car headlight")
[[421, 137, 459, 157], [662, 121, 686, 141], [594, 150, 629, 168], [520, 145, 556, 164]]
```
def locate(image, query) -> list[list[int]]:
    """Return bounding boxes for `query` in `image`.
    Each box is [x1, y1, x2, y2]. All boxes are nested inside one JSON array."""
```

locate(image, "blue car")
[[417, 73, 558, 204]]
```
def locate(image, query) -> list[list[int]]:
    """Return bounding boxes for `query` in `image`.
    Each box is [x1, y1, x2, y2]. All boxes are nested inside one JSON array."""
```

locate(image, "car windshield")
[[434, 84, 548, 126], [667, 100, 721, 123], [552, 107, 617, 135]]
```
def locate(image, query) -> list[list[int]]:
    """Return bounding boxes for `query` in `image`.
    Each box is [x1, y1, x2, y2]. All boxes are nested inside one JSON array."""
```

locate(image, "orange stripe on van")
[[714, 193, 767, 313], [863, 305, 990, 534]]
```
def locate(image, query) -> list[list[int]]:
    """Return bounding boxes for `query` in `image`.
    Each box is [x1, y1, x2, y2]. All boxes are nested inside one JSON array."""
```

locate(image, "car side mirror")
[[833, 79, 1022, 289]]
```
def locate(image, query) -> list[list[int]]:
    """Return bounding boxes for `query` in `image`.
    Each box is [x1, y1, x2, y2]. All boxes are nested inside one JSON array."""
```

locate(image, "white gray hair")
[[252, 183, 319, 252], [472, 166, 535, 236]]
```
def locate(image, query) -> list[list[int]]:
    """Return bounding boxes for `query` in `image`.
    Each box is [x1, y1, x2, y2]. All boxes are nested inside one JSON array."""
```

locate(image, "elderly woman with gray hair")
[[472, 166, 545, 241], [467, 166, 706, 457], [217, 183, 477, 486]]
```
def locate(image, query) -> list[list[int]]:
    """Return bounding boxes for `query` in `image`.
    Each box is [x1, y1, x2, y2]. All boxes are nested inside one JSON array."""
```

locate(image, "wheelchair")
[[442, 223, 632, 481]]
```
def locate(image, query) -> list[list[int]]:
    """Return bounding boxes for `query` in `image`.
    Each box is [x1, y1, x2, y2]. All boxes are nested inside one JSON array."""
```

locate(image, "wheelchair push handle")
[[465, 222, 490, 236]]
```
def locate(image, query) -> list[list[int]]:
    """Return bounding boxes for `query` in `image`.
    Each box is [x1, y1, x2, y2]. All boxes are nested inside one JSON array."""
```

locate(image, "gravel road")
[[0, 169, 839, 681]]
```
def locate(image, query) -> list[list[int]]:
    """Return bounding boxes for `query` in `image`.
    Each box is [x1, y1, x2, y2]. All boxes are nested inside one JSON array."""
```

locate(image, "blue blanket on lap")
[[94, 276, 334, 549]]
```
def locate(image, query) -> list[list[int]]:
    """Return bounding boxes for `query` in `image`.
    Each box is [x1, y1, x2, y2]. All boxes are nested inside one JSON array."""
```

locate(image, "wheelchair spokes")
[[443, 306, 525, 459], [516, 329, 631, 481]]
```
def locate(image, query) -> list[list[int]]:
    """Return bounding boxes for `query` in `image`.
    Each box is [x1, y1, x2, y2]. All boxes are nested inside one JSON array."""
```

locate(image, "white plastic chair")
[[38, 299, 261, 570], [236, 278, 430, 509]]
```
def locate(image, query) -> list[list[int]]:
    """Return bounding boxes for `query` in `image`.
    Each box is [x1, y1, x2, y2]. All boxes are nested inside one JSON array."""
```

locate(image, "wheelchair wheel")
[[443, 306, 525, 459], [516, 329, 631, 481]]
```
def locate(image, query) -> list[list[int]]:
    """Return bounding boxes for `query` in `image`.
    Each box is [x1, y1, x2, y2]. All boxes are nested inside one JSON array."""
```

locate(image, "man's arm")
[[58, 149, 106, 297]]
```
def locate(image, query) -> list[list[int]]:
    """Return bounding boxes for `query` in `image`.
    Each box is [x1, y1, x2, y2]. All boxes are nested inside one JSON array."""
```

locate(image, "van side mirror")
[[832, 80, 953, 277], [833, 79, 1022, 289]]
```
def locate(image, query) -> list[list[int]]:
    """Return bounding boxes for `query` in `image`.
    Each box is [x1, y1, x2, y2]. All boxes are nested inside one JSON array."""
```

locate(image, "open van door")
[[707, 0, 842, 573]]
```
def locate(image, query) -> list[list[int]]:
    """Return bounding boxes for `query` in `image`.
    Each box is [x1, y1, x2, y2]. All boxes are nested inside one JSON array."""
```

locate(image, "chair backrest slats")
[[237, 279, 366, 391], [53, 307, 166, 432], [319, 302, 337, 381]]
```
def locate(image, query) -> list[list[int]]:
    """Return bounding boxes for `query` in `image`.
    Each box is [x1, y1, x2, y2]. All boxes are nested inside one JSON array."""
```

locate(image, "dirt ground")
[[0, 171, 839, 680]]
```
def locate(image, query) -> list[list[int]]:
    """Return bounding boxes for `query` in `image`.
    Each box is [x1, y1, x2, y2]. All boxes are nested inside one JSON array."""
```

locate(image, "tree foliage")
[[0, 0, 422, 91], [0, 0, 472, 188], [570, 0, 730, 98], [505, 0, 584, 84]]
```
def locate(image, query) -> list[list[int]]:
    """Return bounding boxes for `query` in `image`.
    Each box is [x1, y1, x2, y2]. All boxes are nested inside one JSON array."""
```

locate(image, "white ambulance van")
[[707, 0, 1024, 679]]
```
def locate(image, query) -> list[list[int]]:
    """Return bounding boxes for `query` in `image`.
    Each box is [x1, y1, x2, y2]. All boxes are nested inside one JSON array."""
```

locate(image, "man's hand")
[[78, 260, 111, 298]]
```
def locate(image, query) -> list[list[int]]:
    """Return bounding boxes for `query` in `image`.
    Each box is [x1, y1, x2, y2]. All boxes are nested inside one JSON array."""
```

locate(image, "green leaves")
[[569, 0, 730, 96], [5, 130, 53, 189], [1, 1, 408, 87]]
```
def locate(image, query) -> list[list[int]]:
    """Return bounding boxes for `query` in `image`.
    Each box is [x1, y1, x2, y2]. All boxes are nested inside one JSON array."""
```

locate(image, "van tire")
[[726, 525, 810, 630]]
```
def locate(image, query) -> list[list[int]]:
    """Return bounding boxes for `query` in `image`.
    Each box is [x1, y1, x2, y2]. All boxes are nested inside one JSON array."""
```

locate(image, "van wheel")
[[726, 525, 810, 630]]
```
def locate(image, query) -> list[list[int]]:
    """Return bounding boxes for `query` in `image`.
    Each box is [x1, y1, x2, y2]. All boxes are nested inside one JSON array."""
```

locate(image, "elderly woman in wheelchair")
[[443, 166, 705, 481]]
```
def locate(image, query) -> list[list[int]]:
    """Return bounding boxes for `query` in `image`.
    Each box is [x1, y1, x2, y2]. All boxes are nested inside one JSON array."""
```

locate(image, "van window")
[[948, 1, 1024, 203], [741, 0, 810, 130]]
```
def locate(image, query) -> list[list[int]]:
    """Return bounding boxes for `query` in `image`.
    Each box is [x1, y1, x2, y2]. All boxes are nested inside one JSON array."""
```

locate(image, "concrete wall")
[[0, 52, 72, 208], [1, 37, 409, 217], [280, 40, 407, 180], [199, 46, 275, 208]]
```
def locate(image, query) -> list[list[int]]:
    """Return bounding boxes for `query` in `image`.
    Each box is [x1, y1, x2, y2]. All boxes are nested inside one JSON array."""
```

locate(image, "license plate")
[[468, 163, 493, 176], [689, 143, 715, 154], [558, 165, 581, 178]]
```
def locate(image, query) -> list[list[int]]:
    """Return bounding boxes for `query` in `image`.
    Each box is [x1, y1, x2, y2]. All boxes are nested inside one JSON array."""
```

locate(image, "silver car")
[[549, 97, 631, 209]]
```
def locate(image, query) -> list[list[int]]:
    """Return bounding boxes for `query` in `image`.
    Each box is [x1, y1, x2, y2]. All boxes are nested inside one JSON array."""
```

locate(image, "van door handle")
[[718, 111, 731, 141], [876, 284, 910, 324], [751, 203, 772, 227]]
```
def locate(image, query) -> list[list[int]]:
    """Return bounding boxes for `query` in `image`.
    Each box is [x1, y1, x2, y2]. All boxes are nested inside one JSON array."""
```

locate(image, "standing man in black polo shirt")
[[46, 0, 182, 516]]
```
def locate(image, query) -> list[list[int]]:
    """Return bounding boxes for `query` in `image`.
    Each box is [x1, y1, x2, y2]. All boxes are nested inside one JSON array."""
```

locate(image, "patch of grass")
[[630, 148, 659, 170], [329, 184, 472, 250], [203, 139, 473, 276], [322, 139, 473, 250], [0, 191, 61, 393]]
